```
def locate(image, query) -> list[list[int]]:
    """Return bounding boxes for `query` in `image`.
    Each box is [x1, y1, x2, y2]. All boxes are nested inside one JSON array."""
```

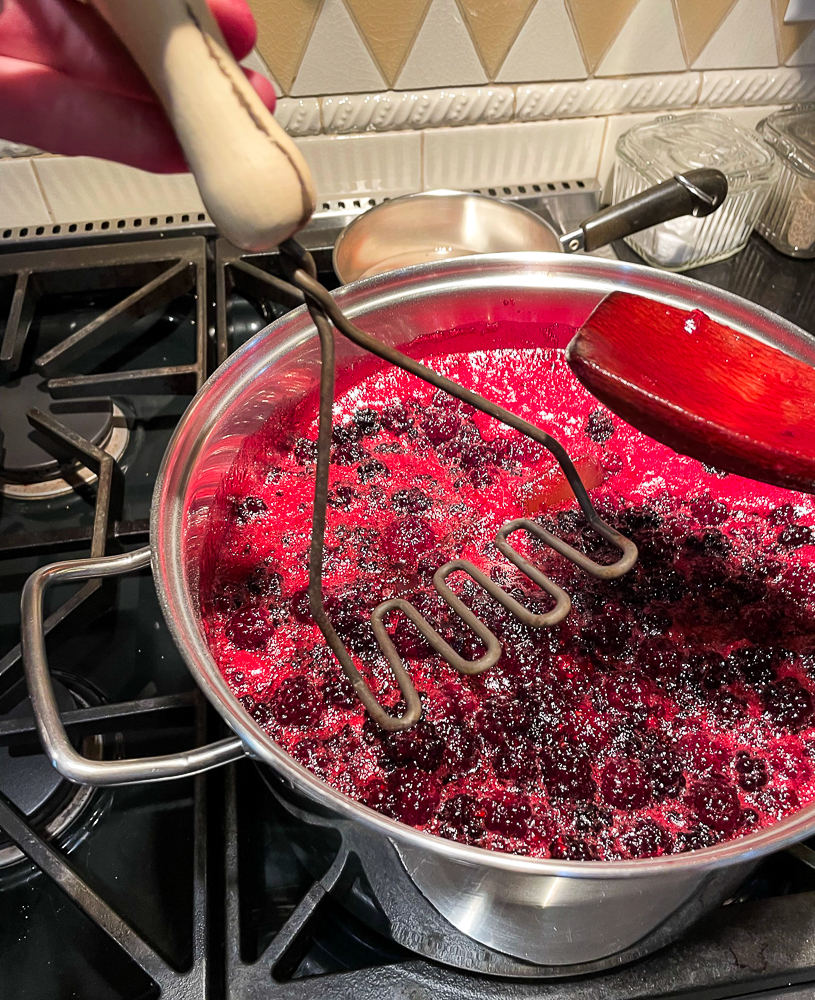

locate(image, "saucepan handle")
[[21, 546, 246, 785], [560, 168, 729, 254]]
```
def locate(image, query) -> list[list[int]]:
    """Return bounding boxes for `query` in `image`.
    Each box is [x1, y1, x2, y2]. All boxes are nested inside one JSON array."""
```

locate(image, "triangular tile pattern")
[[672, 0, 736, 65], [596, 0, 686, 76], [396, 0, 488, 88], [345, 0, 433, 87], [565, 0, 640, 72], [456, 0, 537, 78], [497, 0, 586, 82], [693, 0, 778, 68], [250, 0, 323, 95], [292, 0, 386, 95], [773, 0, 815, 62]]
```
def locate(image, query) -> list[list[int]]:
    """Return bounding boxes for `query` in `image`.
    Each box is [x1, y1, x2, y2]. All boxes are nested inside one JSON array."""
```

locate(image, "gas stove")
[[2, 184, 815, 1000]]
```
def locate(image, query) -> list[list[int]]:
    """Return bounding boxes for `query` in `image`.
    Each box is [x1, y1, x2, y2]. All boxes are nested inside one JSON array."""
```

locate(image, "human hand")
[[0, 0, 276, 172]]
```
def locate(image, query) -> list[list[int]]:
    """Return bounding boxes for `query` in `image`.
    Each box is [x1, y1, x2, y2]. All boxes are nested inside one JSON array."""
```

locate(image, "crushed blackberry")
[[202, 326, 815, 861]]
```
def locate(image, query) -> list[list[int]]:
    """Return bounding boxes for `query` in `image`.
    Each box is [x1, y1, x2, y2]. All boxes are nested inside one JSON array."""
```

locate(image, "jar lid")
[[759, 107, 815, 180], [616, 112, 778, 190]]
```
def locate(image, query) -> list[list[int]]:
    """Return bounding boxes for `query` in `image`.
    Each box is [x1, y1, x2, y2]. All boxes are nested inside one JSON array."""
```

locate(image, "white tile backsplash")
[[496, 0, 586, 83], [295, 132, 423, 199], [595, 0, 686, 77], [423, 118, 606, 189], [0, 159, 52, 229], [32, 158, 205, 224]]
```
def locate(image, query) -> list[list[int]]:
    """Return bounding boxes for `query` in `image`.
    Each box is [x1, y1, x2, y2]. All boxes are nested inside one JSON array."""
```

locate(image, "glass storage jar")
[[613, 112, 779, 270], [757, 107, 815, 258]]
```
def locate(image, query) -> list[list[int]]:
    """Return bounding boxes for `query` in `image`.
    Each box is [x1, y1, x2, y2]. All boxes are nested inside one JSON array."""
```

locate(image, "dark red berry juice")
[[200, 321, 815, 862]]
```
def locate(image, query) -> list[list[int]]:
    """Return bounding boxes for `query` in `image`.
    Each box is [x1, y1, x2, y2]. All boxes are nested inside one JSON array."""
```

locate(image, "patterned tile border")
[[272, 67, 815, 136], [322, 86, 515, 133]]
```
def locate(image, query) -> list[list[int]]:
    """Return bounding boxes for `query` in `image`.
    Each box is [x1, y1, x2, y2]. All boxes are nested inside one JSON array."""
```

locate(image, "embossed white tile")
[[693, 0, 778, 69], [0, 159, 52, 228], [396, 0, 488, 90], [33, 157, 205, 224], [516, 72, 700, 120], [700, 66, 815, 105], [595, 0, 686, 76], [423, 118, 606, 190], [496, 0, 585, 83], [275, 97, 322, 136], [295, 132, 422, 198], [292, 0, 386, 97], [322, 86, 514, 133]]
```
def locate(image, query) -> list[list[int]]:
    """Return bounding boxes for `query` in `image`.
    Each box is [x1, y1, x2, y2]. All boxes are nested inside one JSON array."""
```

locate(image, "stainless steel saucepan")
[[21, 252, 815, 977], [333, 169, 728, 282]]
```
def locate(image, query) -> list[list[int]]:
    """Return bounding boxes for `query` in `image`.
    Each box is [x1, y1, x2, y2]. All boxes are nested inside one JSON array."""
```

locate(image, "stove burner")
[[0, 679, 103, 871], [0, 374, 112, 484]]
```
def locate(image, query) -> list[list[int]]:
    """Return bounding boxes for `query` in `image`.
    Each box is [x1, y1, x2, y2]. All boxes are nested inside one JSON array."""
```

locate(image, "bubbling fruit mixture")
[[200, 319, 815, 861]]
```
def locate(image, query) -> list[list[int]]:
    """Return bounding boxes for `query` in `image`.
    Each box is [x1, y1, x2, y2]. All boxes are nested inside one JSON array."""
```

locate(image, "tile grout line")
[[29, 160, 56, 225]]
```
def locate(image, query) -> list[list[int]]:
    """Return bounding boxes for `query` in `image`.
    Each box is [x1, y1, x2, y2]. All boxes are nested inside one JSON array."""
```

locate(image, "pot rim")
[[151, 250, 815, 878]]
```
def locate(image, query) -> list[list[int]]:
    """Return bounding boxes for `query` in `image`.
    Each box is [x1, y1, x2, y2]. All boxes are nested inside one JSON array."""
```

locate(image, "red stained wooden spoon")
[[566, 291, 815, 494]]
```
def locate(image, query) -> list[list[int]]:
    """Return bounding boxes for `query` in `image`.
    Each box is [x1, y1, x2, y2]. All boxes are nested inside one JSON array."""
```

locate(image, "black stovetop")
[[1, 216, 815, 1000]]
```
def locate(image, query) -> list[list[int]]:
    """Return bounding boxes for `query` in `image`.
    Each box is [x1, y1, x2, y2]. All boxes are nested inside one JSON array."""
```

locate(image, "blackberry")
[[585, 409, 615, 443]]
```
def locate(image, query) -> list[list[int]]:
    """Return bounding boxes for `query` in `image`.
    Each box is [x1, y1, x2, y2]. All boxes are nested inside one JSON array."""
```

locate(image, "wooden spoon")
[[93, 0, 316, 252], [566, 291, 815, 494]]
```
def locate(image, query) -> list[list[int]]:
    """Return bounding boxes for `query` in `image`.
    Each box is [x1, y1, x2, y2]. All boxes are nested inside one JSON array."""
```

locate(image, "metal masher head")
[[276, 240, 638, 731]]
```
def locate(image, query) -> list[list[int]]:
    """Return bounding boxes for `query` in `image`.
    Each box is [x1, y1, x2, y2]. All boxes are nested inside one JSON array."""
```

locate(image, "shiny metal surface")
[[35, 252, 815, 971], [333, 190, 562, 282], [20, 546, 245, 784]]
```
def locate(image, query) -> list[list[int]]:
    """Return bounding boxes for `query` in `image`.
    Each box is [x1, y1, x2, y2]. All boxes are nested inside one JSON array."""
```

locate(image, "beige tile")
[[774, 0, 815, 62], [595, 0, 686, 75], [456, 0, 537, 78], [396, 0, 488, 88], [33, 158, 205, 224], [423, 118, 606, 188], [672, 0, 737, 65], [497, 0, 587, 82], [0, 159, 52, 229], [345, 0, 433, 86], [295, 132, 422, 197], [292, 0, 386, 95], [249, 0, 323, 95], [693, 0, 779, 68], [566, 0, 640, 72]]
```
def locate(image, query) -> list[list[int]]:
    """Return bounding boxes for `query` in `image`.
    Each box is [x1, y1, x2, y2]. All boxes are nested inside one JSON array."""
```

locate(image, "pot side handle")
[[561, 168, 728, 254], [21, 546, 246, 785]]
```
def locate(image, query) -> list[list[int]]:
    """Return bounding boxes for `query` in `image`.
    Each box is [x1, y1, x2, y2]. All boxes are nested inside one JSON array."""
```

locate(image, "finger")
[[207, 0, 257, 60], [0, 56, 188, 172], [0, 57, 276, 173], [0, 0, 261, 103]]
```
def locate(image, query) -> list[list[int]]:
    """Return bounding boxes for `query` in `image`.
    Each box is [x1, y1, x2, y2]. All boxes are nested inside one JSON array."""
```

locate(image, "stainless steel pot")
[[21, 252, 815, 976], [333, 169, 728, 282]]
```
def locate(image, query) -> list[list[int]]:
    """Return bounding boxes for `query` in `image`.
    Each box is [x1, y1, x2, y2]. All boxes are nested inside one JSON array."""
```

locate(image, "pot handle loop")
[[21, 546, 246, 786]]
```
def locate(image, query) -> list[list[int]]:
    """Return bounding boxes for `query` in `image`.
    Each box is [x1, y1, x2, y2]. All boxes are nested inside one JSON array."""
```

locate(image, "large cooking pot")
[[21, 252, 815, 977]]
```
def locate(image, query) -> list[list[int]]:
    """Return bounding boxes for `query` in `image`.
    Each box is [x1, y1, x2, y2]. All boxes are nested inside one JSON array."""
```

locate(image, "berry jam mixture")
[[200, 320, 815, 861]]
